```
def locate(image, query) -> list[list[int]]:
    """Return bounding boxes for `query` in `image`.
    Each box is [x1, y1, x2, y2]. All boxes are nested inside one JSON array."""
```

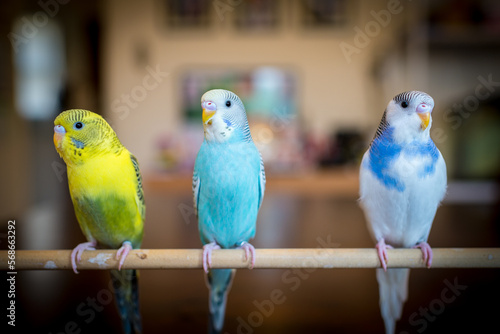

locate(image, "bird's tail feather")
[[376, 268, 410, 334], [206, 269, 235, 334], [111, 269, 142, 334]]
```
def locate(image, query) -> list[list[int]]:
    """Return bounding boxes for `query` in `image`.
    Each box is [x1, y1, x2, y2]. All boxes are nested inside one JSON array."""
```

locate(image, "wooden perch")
[[1, 248, 499, 271]]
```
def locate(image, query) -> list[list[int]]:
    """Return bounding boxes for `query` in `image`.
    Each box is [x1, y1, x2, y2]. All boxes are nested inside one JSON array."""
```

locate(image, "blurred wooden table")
[[144, 168, 360, 198]]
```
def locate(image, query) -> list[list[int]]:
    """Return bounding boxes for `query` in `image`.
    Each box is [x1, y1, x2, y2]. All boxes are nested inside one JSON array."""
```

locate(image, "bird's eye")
[[74, 122, 84, 130], [226, 100, 231, 107], [401, 101, 409, 108]]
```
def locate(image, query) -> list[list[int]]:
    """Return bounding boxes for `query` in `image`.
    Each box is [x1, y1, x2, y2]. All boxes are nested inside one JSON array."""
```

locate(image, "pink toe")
[[376, 240, 390, 271], [208, 250, 213, 268], [239, 242, 256, 269], [249, 246, 256, 269], [425, 245, 433, 268], [202, 242, 220, 273], [250, 251, 256, 269], [202, 246, 210, 273], [116, 241, 132, 271], [414, 242, 433, 268], [71, 249, 79, 274], [70, 241, 96, 274]]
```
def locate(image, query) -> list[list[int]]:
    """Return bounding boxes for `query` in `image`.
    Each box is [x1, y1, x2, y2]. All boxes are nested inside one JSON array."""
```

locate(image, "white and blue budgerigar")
[[192, 89, 266, 334], [359, 91, 447, 334]]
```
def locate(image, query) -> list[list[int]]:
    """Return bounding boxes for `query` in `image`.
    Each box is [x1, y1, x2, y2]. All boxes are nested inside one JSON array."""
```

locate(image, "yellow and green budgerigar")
[[53, 109, 144, 334]]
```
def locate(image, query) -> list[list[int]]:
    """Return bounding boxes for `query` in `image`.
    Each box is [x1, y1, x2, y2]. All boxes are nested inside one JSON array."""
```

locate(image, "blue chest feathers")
[[366, 127, 439, 192]]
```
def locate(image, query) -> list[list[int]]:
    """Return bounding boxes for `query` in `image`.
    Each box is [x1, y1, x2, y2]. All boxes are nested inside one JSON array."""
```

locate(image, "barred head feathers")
[[393, 91, 434, 108], [54, 109, 123, 164]]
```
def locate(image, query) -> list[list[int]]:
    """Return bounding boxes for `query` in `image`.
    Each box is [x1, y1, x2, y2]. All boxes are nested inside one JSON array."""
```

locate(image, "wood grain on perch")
[[1, 248, 499, 270]]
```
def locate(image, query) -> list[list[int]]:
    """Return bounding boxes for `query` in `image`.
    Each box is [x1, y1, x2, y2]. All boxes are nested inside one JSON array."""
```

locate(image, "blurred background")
[[1, 0, 500, 333]]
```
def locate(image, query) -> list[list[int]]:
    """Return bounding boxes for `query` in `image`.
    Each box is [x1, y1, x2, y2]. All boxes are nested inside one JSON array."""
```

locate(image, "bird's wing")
[[192, 169, 201, 218], [130, 153, 145, 222], [257, 153, 266, 210]]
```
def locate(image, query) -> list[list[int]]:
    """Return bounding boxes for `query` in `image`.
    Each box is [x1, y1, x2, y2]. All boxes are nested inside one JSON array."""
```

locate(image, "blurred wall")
[[2, 0, 500, 218], [102, 0, 418, 172]]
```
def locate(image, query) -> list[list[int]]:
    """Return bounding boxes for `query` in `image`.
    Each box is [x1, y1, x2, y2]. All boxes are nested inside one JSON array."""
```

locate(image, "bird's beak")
[[416, 103, 432, 130], [53, 125, 66, 150], [418, 112, 430, 130], [202, 109, 216, 125], [202, 101, 217, 125]]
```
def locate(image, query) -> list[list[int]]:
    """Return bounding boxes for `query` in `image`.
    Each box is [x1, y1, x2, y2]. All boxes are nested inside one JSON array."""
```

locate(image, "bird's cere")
[[416, 103, 432, 114], [54, 125, 66, 134], [202, 101, 217, 111]]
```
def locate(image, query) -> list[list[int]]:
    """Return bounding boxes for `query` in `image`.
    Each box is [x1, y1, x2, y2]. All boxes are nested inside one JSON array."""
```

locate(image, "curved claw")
[[202, 242, 221, 273], [375, 239, 393, 272], [238, 241, 256, 269], [116, 241, 133, 271], [413, 242, 433, 268], [70, 241, 97, 274]]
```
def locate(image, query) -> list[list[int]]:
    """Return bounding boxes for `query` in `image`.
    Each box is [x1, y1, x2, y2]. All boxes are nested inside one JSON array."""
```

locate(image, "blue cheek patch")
[[71, 138, 85, 149], [223, 119, 232, 127]]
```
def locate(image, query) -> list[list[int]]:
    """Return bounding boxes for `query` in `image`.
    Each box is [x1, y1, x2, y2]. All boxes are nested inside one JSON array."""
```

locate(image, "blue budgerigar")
[[359, 91, 447, 334], [192, 89, 266, 333]]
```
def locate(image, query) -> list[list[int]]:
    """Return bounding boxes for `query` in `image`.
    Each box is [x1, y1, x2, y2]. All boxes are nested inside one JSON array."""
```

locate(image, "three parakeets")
[[192, 89, 266, 333], [54, 109, 144, 334], [359, 91, 447, 334], [52, 89, 448, 334]]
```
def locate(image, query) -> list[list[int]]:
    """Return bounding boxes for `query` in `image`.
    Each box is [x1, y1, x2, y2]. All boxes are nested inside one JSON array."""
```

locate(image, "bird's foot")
[[238, 241, 256, 269], [413, 242, 433, 268], [116, 241, 133, 271], [203, 242, 221, 273], [71, 240, 97, 274], [375, 239, 393, 272]]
